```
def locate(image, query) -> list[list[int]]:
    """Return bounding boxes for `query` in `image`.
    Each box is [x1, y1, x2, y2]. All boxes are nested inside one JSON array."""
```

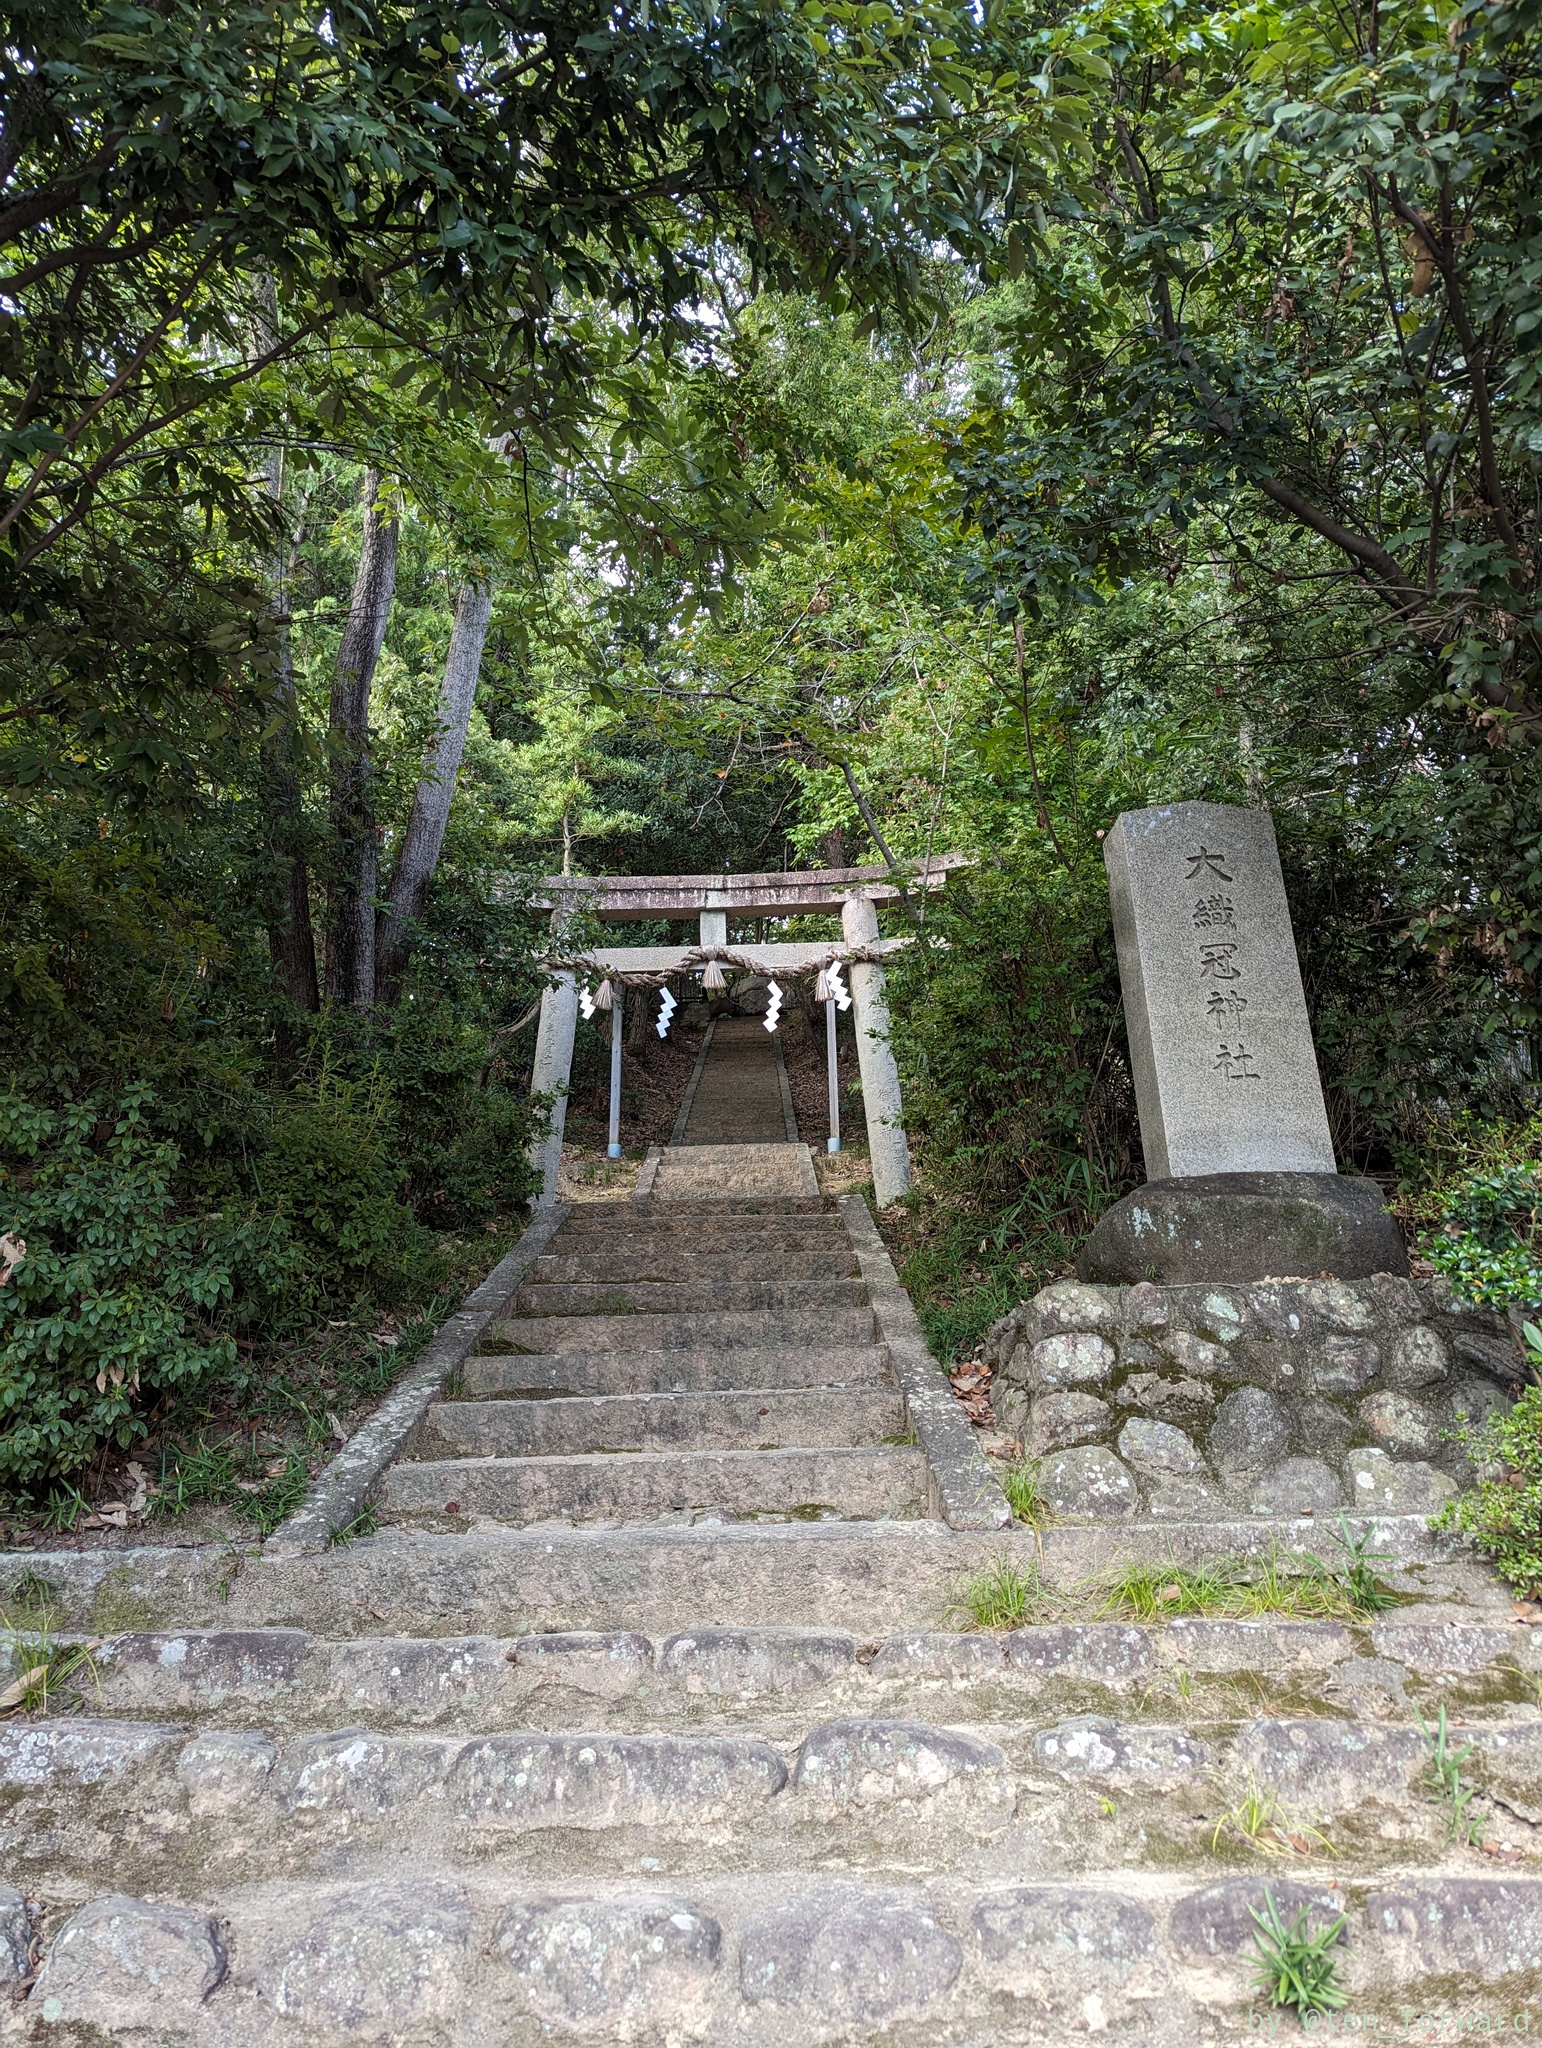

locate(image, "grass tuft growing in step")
[[1098, 1529, 1398, 1624], [952, 1520, 1401, 1631], [1001, 1460, 1055, 1530], [331, 1504, 380, 1545], [1209, 1768, 1336, 1859], [1249, 1890, 1349, 2022], [1097, 1557, 1356, 1623], [0, 1600, 99, 1717], [1419, 1704, 1484, 1846], [951, 1557, 1043, 1629]]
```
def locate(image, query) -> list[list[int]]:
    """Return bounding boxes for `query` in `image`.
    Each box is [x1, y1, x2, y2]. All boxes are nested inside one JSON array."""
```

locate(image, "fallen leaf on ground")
[[0, 1669, 48, 1710]]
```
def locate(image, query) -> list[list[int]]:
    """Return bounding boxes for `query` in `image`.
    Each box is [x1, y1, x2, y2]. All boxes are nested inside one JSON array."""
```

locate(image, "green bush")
[[352, 994, 540, 1226], [1436, 1382, 1542, 1598], [1426, 1163, 1542, 1310], [256, 1060, 447, 1307], [0, 1086, 297, 1491]]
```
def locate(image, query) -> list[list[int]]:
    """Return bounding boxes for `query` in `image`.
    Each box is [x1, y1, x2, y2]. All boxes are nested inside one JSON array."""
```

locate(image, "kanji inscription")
[[1103, 799, 1336, 1177]]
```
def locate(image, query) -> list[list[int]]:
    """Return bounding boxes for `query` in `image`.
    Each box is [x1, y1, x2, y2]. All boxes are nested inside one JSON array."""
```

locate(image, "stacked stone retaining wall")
[[984, 1274, 1521, 1521]]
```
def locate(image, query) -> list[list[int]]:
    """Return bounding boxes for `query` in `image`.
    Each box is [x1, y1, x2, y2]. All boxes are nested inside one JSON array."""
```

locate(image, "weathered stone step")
[[563, 1196, 827, 1221], [378, 1447, 930, 1525], [551, 1222, 849, 1254], [0, 1715, 1011, 1889], [1026, 1709, 1542, 1824], [82, 1618, 1539, 1732], [530, 1251, 859, 1285], [459, 1345, 893, 1399], [515, 1279, 869, 1316], [12, 1515, 1478, 1639], [412, 1389, 907, 1460], [5, 1706, 1541, 1889], [17, 1866, 1542, 2045], [218, 1513, 1482, 1640], [488, 1307, 878, 1354]]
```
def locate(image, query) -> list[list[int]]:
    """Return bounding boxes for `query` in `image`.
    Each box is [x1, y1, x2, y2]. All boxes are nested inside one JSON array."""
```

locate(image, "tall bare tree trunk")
[[326, 470, 397, 1007], [374, 580, 494, 1000], [252, 271, 319, 1012]]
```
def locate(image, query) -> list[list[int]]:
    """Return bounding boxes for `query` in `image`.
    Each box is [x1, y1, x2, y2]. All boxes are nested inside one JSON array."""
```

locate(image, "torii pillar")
[[528, 901, 580, 1207], [841, 892, 912, 1208]]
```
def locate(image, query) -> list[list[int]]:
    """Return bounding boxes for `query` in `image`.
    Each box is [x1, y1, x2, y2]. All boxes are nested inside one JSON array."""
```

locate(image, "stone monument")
[[1079, 800, 1407, 1283]]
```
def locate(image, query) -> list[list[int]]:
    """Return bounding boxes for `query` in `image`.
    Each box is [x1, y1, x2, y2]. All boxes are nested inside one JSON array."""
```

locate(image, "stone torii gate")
[[525, 857, 965, 1209]]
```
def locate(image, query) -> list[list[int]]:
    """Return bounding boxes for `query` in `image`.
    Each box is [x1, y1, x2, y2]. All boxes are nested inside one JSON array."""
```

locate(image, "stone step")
[[459, 1345, 894, 1399], [13, 1514, 1483, 1641], [487, 1307, 878, 1354], [81, 1618, 1540, 1732], [514, 1279, 869, 1316], [411, 1389, 907, 1460], [549, 1222, 850, 1255], [0, 1718, 995, 1889], [6, 1705, 1542, 1892], [528, 1251, 859, 1285], [651, 1145, 817, 1200], [16, 1866, 1542, 2047], [562, 1196, 827, 1221], [377, 1447, 931, 1526], [221, 1516, 1479, 1642]]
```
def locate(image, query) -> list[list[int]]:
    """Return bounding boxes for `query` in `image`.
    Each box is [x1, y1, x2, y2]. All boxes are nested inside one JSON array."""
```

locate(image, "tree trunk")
[[374, 580, 494, 1000], [266, 639, 323, 1015], [627, 983, 651, 1050], [251, 270, 319, 1012], [325, 469, 397, 1007]]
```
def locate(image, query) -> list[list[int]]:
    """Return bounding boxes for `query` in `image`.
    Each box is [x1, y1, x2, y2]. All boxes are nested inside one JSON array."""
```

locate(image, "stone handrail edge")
[[836, 1193, 1012, 1532]]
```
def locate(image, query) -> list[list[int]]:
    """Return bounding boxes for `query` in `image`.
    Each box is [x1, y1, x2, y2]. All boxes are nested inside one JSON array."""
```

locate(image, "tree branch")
[[1384, 177, 1523, 570]]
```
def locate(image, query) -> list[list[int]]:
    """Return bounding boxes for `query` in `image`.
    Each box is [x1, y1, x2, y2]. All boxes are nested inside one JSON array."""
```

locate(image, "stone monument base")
[[1078, 1171, 1408, 1286], [984, 1272, 1516, 1522]]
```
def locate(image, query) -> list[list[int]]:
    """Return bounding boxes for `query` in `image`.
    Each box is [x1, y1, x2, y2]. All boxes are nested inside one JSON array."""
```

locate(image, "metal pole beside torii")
[[522, 857, 966, 1209]]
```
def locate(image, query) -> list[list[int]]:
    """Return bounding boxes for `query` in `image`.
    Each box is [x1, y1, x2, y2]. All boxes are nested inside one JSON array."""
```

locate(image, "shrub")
[[1425, 1162, 1542, 1310], [1436, 1381, 1542, 1598], [0, 1086, 297, 1492], [256, 1059, 447, 1307]]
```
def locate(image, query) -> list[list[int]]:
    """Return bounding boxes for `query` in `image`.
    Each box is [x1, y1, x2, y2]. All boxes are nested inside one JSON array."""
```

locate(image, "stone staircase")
[[672, 1015, 798, 1147], [1, 1167, 1540, 2041], [378, 1190, 929, 1528]]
